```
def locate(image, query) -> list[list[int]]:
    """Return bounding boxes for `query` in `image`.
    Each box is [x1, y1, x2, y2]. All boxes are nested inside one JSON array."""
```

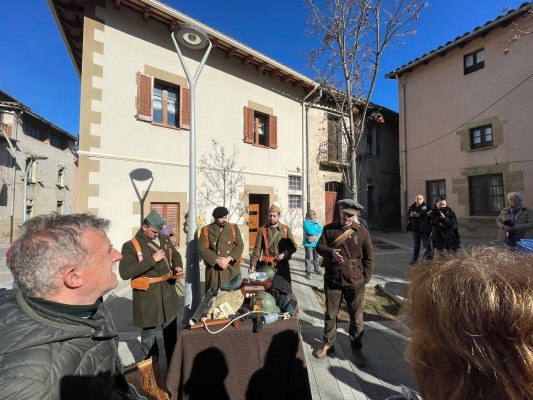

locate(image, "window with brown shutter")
[[243, 106, 278, 149], [136, 72, 189, 130]]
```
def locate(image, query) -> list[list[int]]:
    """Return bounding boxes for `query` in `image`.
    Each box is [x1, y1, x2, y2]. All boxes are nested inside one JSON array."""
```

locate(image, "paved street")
[[0, 231, 504, 399]]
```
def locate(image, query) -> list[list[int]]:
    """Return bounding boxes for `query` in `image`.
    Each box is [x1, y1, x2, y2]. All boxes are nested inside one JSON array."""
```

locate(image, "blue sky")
[[0, 0, 527, 136]]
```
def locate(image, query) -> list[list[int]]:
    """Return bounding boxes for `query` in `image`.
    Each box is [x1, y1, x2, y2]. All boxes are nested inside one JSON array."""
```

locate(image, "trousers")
[[304, 246, 320, 273], [323, 280, 365, 350], [140, 316, 177, 366]]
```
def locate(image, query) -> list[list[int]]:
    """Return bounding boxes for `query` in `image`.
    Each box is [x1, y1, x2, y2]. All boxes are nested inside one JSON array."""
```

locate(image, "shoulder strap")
[[203, 226, 209, 249], [230, 224, 236, 246], [262, 226, 269, 256], [282, 224, 288, 238], [131, 238, 143, 262]]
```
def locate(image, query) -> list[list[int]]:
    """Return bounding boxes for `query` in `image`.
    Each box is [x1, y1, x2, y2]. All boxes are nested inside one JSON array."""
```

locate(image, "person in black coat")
[[428, 197, 460, 256], [406, 194, 432, 264]]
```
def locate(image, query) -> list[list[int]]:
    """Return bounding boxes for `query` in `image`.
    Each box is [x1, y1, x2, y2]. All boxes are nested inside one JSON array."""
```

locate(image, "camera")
[[429, 208, 443, 219]]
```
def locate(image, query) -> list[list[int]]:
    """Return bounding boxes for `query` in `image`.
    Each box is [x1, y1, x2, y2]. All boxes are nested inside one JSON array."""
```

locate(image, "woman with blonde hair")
[[403, 248, 533, 400]]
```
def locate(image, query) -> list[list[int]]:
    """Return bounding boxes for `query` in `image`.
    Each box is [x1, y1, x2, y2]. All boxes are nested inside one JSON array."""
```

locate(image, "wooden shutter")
[[136, 72, 153, 122], [243, 107, 254, 143], [151, 202, 180, 246], [269, 114, 278, 148], [180, 87, 191, 130]]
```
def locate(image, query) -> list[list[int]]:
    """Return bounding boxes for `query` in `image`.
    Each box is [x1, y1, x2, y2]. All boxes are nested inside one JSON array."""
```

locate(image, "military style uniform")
[[250, 223, 297, 286], [119, 230, 182, 361], [199, 222, 244, 292], [316, 221, 375, 350]]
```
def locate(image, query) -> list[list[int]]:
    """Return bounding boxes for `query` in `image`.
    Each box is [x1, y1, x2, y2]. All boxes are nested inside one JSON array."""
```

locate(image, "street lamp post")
[[171, 24, 212, 319], [1, 127, 47, 224]]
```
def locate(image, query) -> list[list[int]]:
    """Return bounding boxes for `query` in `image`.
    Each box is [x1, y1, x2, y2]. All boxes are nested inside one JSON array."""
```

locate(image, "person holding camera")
[[496, 192, 533, 249], [406, 194, 432, 265], [428, 197, 460, 256]]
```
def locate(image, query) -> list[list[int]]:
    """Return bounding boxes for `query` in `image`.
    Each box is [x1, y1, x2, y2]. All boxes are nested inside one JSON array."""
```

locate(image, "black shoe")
[[409, 259, 417, 265], [313, 269, 322, 275], [305, 272, 311, 280], [353, 349, 366, 368]]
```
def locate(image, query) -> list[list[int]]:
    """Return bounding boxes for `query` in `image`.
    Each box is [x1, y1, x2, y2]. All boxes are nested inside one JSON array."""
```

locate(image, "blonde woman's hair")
[[404, 247, 533, 400]]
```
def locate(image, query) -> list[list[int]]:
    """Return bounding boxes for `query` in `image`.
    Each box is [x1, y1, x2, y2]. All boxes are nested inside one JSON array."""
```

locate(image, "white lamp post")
[[171, 24, 212, 319], [0, 127, 47, 223]]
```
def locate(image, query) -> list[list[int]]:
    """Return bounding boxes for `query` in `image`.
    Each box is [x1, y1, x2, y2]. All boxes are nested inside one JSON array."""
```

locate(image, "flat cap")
[[145, 209, 166, 230], [212, 206, 229, 218], [337, 198, 364, 215]]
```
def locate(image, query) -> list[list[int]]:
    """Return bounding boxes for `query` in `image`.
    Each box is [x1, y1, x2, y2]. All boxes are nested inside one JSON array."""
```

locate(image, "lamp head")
[[174, 23, 209, 50]]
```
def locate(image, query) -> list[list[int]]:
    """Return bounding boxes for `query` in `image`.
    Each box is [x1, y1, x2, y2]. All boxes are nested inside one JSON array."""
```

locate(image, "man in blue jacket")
[[303, 209, 323, 279]]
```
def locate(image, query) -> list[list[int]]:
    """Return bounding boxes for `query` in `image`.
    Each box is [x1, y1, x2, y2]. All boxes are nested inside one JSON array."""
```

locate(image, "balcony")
[[316, 140, 349, 167]]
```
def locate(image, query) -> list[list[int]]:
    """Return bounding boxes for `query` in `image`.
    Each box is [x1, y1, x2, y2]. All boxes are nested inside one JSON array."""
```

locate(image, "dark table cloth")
[[166, 317, 312, 400]]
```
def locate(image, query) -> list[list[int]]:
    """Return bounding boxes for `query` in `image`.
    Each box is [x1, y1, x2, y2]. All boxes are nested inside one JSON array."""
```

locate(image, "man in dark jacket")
[[0, 213, 143, 400], [314, 199, 375, 368], [119, 209, 183, 365], [199, 206, 244, 292], [406, 194, 432, 264]]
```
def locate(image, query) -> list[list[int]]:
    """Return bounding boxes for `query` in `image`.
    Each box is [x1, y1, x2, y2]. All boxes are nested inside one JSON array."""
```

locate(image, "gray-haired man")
[[0, 213, 144, 400]]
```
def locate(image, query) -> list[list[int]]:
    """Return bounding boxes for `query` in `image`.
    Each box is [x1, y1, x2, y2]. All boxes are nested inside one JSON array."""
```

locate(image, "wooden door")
[[248, 203, 260, 248], [325, 191, 338, 224], [150, 202, 180, 246]]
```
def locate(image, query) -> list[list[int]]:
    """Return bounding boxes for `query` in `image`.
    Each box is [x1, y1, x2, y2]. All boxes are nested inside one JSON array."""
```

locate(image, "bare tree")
[[198, 140, 247, 222], [306, 0, 426, 200]]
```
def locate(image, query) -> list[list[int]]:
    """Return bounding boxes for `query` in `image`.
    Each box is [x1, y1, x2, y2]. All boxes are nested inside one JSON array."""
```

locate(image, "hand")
[[276, 253, 285, 262], [332, 248, 343, 264], [174, 267, 183, 274], [153, 249, 166, 262], [248, 266, 256, 274], [503, 226, 513, 233], [439, 211, 445, 218], [308, 235, 318, 243], [216, 257, 229, 269]]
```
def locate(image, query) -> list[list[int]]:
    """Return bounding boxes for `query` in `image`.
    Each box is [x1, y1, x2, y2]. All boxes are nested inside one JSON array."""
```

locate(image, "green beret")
[[145, 209, 166, 230]]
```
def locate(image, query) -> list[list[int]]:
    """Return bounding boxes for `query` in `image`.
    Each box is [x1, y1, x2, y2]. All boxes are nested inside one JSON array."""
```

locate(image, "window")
[[57, 167, 65, 188], [136, 72, 190, 130], [426, 179, 446, 207], [24, 122, 46, 141], [469, 174, 504, 216], [464, 49, 485, 74], [288, 195, 301, 209], [470, 125, 493, 149], [50, 132, 68, 149], [26, 159, 38, 183], [288, 175, 301, 191], [364, 126, 378, 157], [327, 114, 343, 162], [325, 181, 341, 193], [243, 107, 277, 148]]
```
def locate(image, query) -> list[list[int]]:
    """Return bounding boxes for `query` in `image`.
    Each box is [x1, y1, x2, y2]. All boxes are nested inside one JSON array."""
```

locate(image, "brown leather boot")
[[314, 344, 334, 359]]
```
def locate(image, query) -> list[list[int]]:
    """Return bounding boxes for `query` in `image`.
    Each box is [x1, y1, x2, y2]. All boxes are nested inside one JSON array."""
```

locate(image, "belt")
[[260, 256, 276, 264], [131, 271, 184, 291]]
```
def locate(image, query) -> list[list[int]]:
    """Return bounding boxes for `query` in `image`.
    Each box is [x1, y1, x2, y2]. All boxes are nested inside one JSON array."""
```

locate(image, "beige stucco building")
[[0, 89, 77, 243], [48, 0, 322, 250], [386, 3, 533, 238]]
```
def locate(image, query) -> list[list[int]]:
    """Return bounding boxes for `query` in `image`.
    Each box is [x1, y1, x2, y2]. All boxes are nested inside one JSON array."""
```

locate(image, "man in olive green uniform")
[[199, 206, 244, 293], [249, 204, 297, 288], [314, 199, 375, 368], [119, 209, 183, 365]]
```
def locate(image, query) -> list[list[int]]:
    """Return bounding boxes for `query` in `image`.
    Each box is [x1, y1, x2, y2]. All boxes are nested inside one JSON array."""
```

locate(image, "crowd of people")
[[0, 190, 531, 399]]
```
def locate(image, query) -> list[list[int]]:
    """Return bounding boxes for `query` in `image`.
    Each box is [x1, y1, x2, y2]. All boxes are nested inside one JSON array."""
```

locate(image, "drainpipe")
[[4, 110, 23, 243], [397, 75, 408, 228], [301, 84, 321, 221]]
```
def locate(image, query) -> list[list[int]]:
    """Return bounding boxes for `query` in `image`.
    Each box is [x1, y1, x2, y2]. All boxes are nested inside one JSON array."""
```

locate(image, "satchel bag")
[[175, 279, 186, 297]]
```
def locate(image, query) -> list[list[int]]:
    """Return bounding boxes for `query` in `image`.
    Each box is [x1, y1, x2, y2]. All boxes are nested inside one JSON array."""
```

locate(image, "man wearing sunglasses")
[[314, 199, 375, 368], [119, 209, 183, 366]]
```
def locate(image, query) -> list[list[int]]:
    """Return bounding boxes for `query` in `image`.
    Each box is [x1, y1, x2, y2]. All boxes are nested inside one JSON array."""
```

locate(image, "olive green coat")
[[249, 223, 297, 284], [119, 230, 183, 327], [198, 222, 244, 292]]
